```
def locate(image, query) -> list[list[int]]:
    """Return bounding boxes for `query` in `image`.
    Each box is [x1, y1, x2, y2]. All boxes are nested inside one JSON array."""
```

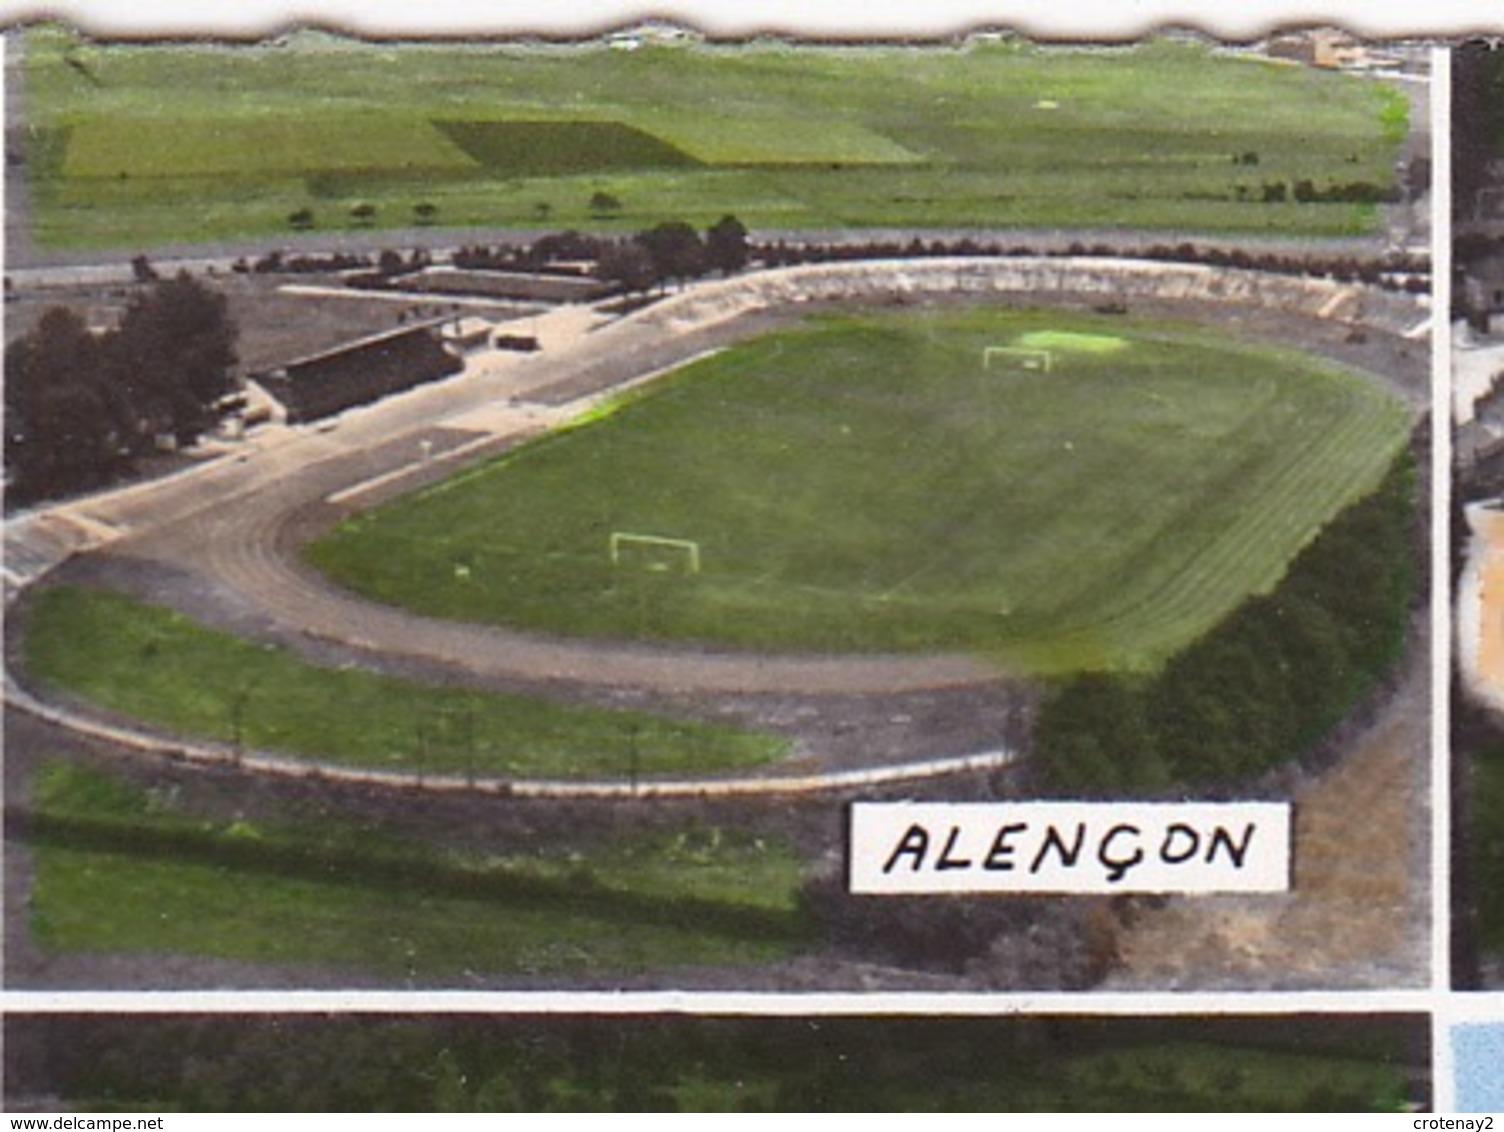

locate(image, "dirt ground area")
[[1103, 630, 1432, 991]]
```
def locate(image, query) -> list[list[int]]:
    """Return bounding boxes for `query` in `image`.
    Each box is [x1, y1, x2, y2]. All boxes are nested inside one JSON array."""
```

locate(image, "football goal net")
[[983, 346, 1054, 373], [609, 532, 702, 575]]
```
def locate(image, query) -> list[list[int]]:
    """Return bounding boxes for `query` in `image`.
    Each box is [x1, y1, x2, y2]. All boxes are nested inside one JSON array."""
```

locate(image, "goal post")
[[610, 532, 702, 574], [983, 346, 1053, 373]]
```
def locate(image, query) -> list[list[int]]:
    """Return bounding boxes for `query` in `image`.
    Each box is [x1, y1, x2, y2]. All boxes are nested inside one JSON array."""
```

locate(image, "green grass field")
[[1048, 1041, 1412, 1111], [25, 760, 807, 978], [307, 308, 1410, 674], [18, 1014, 1417, 1112], [22, 586, 786, 778], [21, 27, 1407, 247]]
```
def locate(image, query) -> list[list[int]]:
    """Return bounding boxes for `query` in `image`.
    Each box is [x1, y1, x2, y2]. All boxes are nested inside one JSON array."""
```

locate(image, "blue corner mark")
[[1454, 1023, 1504, 1113]]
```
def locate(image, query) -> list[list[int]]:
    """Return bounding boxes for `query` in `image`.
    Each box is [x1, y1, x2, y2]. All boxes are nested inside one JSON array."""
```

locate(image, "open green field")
[[11, 1014, 1418, 1112], [24, 760, 807, 979], [308, 308, 1410, 674], [20, 26, 1407, 247], [22, 586, 786, 778]]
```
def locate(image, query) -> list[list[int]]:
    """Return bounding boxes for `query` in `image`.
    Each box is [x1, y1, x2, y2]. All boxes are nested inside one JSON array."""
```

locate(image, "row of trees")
[[287, 201, 440, 231], [5, 274, 238, 505], [448, 216, 751, 293], [1247, 178, 1397, 205], [599, 215, 751, 292], [280, 190, 671, 233], [233, 218, 1424, 300], [232, 249, 376, 275]]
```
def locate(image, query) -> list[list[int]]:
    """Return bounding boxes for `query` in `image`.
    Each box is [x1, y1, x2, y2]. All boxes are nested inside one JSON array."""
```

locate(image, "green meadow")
[[16, 1014, 1418, 1112], [20, 27, 1407, 247], [308, 308, 1410, 674], [25, 760, 807, 979]]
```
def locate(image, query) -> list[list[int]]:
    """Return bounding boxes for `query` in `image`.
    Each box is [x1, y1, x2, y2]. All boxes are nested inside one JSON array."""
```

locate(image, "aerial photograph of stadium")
[[2, 24, 1433, 993]]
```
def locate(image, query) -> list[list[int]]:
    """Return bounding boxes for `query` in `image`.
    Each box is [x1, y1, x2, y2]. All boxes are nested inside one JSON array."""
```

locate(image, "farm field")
[[17, 26, 1408, 248], [308, 307, 1411, 675], [21, 585, 786, 779], [23, 760, 808, 980]]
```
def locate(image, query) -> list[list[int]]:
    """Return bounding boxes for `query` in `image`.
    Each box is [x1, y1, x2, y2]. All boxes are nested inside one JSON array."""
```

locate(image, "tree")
[[5, 273, 240, 499], [287, 207, 315, 231], [636, 220, 706, 289], [596, 241, 656, 294], [4, 307, 130, 501], [705, 214, 749, 275], [413, 201, 438, 226], [589, 190, 623, 217], [349, 201, 377, 227], [110, 273, 239, 446], [529, 229, 604, 265]]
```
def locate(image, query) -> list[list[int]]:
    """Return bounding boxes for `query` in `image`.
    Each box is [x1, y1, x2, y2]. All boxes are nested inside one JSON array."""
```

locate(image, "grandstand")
[[254, 318, 465, 423]]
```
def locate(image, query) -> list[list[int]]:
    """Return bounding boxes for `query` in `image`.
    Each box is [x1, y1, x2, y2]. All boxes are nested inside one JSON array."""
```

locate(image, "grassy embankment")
[[23, 584, 785, 779]]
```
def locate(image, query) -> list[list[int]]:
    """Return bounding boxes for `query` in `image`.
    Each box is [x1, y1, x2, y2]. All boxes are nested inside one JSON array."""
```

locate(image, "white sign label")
[[849, 801, 1291, 895]]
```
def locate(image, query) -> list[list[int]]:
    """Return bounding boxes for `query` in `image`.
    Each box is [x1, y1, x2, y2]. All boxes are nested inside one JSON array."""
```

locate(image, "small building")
[[254, 318, 463, 424]]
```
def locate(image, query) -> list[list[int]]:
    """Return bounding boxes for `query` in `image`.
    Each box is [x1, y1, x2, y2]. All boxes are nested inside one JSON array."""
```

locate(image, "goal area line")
[[609, 531, 702, 574]]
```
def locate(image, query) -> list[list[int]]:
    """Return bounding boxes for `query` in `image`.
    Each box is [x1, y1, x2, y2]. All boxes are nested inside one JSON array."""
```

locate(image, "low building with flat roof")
[[254, 317, 463, 424]]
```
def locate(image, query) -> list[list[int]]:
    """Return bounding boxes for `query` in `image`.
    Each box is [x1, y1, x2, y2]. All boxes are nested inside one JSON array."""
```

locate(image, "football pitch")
[[20, 27, 1406, 247], [307, 308, 1411, 674]]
